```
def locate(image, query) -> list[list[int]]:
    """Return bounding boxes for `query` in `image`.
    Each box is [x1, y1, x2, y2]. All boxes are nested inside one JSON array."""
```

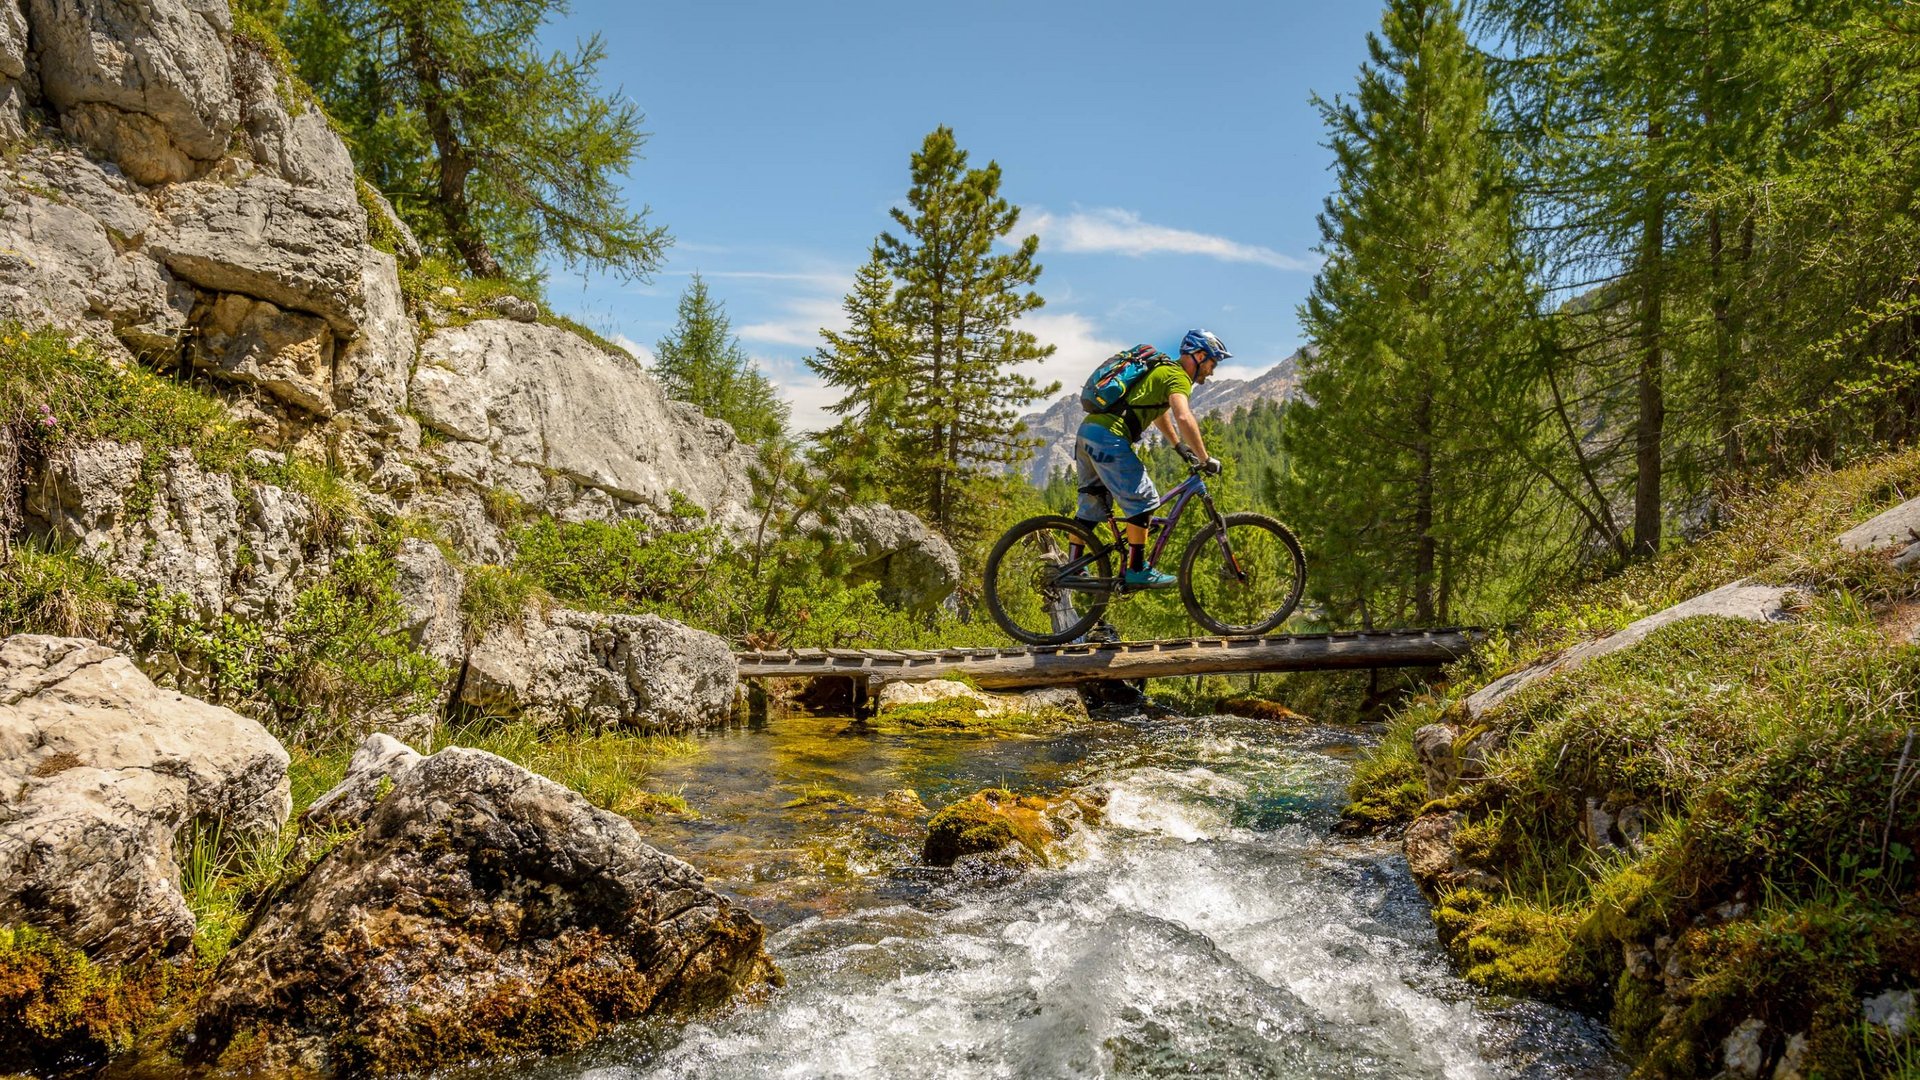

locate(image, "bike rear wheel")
[[1180, 512, 1306, 637], [984, 516, 1113, 646]]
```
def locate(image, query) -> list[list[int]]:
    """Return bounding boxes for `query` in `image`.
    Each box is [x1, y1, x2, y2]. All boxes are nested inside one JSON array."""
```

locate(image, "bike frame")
[[1055, 467, 1244, 592]]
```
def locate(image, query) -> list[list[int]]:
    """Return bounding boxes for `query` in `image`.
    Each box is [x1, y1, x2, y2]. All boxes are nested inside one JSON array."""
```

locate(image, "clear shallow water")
[[474, 712, 1625, 1080]]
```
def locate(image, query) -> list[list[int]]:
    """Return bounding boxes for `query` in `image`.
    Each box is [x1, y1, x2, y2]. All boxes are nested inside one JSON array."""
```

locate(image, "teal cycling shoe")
[[1122, 566, 1177, 590]]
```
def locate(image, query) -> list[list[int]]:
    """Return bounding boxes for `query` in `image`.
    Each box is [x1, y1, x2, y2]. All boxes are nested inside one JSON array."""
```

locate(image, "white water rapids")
[[482, 715, 1624, 1079]]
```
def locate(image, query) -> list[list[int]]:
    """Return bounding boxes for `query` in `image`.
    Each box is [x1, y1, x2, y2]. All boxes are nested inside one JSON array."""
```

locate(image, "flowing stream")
[[477, 710, 1626, 1080]]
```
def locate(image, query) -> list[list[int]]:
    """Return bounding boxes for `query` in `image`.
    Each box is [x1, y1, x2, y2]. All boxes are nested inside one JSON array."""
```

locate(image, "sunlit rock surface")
[[0, 635, 289, 962]]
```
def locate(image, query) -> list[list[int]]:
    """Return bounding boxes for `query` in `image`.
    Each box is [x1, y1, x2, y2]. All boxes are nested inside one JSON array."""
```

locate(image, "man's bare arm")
[[1168, 393, 1208, 461]]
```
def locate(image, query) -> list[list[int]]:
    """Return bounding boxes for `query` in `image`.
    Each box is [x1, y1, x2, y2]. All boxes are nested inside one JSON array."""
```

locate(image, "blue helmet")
[[1181, 329, 1231, 363]]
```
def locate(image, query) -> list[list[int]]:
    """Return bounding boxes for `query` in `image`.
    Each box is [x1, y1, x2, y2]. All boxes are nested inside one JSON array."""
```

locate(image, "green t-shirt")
[[1085, 356, 1193, 441]]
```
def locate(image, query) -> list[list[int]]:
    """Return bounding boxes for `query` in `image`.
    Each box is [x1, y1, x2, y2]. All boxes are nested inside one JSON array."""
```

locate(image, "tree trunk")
[[1632, 117, 1666, 560], [403, 16, 502, 279], [1413, 380, 1436, 625]]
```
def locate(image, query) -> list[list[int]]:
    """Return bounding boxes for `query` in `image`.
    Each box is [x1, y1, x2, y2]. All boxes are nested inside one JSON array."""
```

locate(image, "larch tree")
[[279, 0, 666, 284], [876, 127, 1057, 544], [1282, 0, 1538, 626], [807, 248, 911, 499], [654, 275, 789, 446]]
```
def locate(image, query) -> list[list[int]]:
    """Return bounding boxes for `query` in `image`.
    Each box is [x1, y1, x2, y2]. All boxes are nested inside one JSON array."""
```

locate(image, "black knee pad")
[[1123, 509, 1153, 528]]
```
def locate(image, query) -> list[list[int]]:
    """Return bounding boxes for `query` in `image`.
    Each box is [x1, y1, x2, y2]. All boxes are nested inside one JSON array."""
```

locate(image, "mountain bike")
[[983, 451, 1307, 646]]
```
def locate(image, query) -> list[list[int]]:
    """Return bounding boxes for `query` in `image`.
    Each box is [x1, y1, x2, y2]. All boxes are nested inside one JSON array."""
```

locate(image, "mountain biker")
[[1075, 328, 1228, 589]]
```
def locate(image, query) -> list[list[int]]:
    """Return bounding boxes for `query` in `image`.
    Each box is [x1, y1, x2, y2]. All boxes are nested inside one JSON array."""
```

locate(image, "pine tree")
[[1282, 0, 1539, 626], [654, 275, 789, 445], [279, 0, 666, 283], [876, 127, 1058, 544]]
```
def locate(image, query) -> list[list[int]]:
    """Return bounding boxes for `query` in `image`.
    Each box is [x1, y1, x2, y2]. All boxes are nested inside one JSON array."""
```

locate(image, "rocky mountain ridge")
[[1011, 348, 1305, 486]]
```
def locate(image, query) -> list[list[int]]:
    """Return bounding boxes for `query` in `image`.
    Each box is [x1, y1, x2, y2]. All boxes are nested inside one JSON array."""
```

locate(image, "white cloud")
[[611, 334, 657, 365], [737, 291, 847, 348], [1012, 310, 1128, 403], [753, 352, 842, 435], [1022, 208, 1318, 271]]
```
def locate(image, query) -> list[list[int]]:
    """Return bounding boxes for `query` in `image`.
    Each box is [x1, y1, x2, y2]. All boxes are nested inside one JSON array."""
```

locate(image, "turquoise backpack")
[[1080, 345, 1172, 414]]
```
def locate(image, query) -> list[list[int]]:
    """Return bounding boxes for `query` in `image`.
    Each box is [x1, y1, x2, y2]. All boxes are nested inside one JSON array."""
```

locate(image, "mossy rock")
[[922, 788, 1064, 867]]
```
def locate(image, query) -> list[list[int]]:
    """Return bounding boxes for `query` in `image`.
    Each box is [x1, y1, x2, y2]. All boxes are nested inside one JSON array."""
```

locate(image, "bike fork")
[[1204, 499, 1248, 582]]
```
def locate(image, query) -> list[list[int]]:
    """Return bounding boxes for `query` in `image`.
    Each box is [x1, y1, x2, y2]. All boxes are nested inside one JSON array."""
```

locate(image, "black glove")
[[1201, 456, 1224, 476], [1176, 444, 1201, 466]]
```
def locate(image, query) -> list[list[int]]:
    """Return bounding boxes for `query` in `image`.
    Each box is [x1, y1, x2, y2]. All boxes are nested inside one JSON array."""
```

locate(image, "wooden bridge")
[[734, 627, 1487, 693]]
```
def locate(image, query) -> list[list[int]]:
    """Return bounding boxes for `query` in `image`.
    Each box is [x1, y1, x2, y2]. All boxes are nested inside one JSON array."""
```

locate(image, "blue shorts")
[[1074, 422, 1158, 522]]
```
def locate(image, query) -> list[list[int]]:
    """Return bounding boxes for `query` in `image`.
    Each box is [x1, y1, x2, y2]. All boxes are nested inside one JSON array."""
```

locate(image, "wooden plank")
[[734, 630, 1488, 686]]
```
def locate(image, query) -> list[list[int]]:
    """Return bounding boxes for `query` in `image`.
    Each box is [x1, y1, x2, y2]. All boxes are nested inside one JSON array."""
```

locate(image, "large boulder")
[[461, 607, 738, 733], [407, 321, 758, 530], [0, 635, 290, 962], [192, 744, 776, 1075], [829, 503, 961, 612]]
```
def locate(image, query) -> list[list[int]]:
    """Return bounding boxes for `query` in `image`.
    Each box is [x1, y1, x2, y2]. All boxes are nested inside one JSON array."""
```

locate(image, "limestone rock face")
[[829, 503, 961, 612], [29, 0, 236, 185], [190, 292, 338, 416], [194, 746, 775, 1075], [0, 1, 29, 138], [0, 635, 290, 962], [152, 173, 367, 333], [391, 538, 465, 672], [26, 441, 318, 622], [408, 321, 757, 529], [0, 147, 188, 358], [462, 607, 738, 733], [228, 35, 356, 198]]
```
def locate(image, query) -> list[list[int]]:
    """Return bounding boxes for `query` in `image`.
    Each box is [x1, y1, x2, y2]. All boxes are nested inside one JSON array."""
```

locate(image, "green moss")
[[922, 788, 1062, 866], [0, 926, 182, 1074]]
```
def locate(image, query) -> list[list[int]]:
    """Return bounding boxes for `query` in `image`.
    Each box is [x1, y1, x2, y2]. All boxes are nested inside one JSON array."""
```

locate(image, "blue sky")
[[540, 1, 1386, 432]]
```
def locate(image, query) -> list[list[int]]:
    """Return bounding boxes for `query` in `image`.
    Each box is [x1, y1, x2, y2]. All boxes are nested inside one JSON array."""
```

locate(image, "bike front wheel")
[[1180, 512, 1306, 637], [984, 515, 1112, 646]]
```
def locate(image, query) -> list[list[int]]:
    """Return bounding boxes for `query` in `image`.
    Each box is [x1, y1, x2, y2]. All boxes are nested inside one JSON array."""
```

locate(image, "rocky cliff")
[[0, 0, 759, 540]]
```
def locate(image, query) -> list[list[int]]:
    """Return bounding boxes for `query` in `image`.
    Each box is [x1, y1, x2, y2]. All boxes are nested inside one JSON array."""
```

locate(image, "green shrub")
[[460, 563, 544, 639], [271, 544, 445, 739], [135, 542, 444, 743], [511, 512, 747, 630], [0, 322, 249, 484]]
